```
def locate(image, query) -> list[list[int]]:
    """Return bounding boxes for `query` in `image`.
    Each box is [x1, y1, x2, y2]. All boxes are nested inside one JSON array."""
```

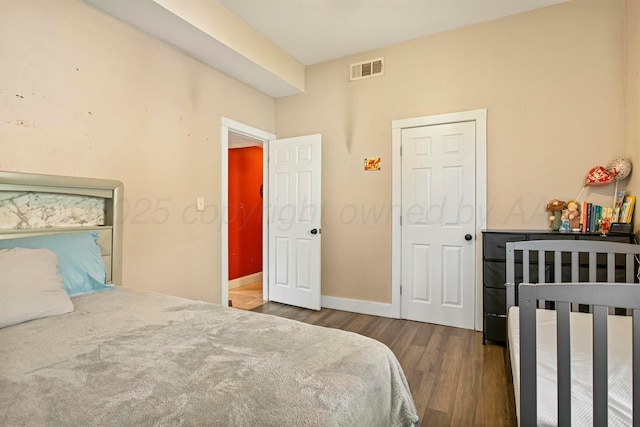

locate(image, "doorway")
[[227, 137, 264, 310], [221, 118, 275, 309], [221, 118, 323, 311], [391, 109, 487, 330]]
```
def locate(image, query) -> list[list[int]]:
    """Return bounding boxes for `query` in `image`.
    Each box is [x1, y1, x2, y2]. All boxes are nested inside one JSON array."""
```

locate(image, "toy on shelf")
[[547, 199, 567, 231], [562, 200, 581, 231]]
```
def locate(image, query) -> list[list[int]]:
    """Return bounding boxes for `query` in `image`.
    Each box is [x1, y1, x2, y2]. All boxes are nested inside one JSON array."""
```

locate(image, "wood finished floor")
[[252, 302, 517, 427], [228, 282, 266, 311]]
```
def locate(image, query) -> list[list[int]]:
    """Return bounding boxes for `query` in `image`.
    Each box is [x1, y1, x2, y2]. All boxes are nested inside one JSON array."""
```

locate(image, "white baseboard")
[[229, 272, 263, 289], [321, 295, 396, 318]]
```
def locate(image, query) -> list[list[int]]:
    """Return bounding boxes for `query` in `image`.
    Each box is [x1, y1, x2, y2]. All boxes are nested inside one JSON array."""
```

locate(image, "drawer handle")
[[484, 313, 507, 318]]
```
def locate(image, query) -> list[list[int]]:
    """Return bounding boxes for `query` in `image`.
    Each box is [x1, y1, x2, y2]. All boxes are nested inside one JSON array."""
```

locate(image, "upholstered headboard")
[[0, 171, 123, 284]]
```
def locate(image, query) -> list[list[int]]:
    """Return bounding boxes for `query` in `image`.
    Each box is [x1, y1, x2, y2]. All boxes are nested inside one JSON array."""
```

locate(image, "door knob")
[[311, 229, 318, 235], [465, 234, 473, 241]]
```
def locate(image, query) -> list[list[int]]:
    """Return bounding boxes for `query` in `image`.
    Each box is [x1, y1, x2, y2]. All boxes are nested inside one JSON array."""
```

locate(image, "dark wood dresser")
[[481, 230, 636, 344]]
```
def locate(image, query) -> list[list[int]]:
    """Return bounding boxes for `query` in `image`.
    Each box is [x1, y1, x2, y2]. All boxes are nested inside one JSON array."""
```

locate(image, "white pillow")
[[0, 247, 74, 328]]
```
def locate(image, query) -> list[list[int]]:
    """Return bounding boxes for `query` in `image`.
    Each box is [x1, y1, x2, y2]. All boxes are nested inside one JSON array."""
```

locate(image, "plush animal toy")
[[546, 199, 567, 231], [562, 200, 581, 231]]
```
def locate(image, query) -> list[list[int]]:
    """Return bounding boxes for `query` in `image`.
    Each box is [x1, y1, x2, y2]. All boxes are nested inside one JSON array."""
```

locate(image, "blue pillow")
[[0, 231, 112, 297]]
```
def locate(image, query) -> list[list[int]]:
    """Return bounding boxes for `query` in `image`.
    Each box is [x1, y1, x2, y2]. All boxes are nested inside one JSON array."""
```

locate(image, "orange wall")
[[228, 147, 263, 280]]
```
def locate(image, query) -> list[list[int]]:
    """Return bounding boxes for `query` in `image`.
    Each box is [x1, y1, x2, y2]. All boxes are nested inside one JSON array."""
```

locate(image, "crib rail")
[[506, 239, 640, 310], [518, 282, 640, 427], [504, 239, 640, 426]]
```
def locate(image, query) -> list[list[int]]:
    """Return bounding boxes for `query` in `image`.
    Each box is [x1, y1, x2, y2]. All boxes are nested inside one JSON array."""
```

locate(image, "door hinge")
[[400, 286, 402, 295], [400, 216, 402, 226], [400, 145, 402, 156]]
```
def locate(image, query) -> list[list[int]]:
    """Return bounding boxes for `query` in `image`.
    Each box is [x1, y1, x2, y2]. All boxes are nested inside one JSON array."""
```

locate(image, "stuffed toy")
[[562, 200, 581, 231], [546, 199, 567, 231]]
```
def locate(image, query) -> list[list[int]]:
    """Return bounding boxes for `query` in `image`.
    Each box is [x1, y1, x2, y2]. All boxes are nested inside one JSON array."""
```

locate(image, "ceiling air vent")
[[350, 57, 384, 81]]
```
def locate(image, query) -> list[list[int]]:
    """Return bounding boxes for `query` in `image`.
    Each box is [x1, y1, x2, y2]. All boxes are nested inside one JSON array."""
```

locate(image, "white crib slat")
[[593, 305, 609, 426], [628, 254, 635, 283], [556, 301, 571, 425]]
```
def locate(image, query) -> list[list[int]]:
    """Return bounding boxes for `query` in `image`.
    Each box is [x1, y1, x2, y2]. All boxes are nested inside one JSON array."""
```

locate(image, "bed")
[[0, 170, 419, 427], [505, 239, 640, 426]]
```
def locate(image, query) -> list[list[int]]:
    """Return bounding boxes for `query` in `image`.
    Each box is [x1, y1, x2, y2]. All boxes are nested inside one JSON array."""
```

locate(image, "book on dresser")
[[619, 195, 636, 223], [613, 190, 626, 221], [579, 197, 633, 233]]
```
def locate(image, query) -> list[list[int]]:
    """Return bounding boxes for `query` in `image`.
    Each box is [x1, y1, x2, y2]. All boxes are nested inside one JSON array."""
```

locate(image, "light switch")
[[196, 197, 205, 211]]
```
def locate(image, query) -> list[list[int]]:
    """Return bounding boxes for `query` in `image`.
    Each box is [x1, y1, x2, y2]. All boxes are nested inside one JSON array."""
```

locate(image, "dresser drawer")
[[483, 233, 527, 261], [484, 261, 506, 288], [578, 234, 633, 244], [527, 233, 576, 241], [484, 287, 506, 315], [484, 261, 550, 288], [483, 313, 506, 344]]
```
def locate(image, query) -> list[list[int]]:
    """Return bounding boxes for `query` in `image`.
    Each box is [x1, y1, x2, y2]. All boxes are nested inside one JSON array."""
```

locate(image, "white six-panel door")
[[268, 134, 322, 310], [401, 121, 476, 329]]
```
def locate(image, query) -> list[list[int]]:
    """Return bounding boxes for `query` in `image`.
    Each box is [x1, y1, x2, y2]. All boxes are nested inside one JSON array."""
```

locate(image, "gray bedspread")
[[0, 288, 419, 426]]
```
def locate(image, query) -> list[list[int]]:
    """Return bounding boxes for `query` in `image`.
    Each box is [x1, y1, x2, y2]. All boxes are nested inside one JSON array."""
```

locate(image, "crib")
[[505, 239, 640, 426]]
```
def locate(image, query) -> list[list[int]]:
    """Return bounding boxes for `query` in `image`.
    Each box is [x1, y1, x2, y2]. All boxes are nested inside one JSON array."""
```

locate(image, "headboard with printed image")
[[0, 171, 123, 285]]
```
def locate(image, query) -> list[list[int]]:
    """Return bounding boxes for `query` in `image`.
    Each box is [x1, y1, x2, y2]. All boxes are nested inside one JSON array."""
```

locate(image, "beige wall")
[[0, 0, 275, 304], [1, 0, 631, 308], [625, 0, 640, 231], [276, 0, 626, 304]]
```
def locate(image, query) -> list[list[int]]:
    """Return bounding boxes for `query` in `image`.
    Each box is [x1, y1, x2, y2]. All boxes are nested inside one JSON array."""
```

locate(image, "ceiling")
[[85, 0, 567, 97], [216, 0, 567, 66]]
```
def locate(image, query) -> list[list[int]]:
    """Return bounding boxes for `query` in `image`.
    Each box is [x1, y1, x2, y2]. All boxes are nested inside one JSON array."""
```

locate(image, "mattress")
[[0, 287, 419, 427], [508, 306, 632, 426]]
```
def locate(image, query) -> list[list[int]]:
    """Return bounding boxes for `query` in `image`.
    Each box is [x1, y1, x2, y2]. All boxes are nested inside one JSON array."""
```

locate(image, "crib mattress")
[[508, 306, 632, 426]]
